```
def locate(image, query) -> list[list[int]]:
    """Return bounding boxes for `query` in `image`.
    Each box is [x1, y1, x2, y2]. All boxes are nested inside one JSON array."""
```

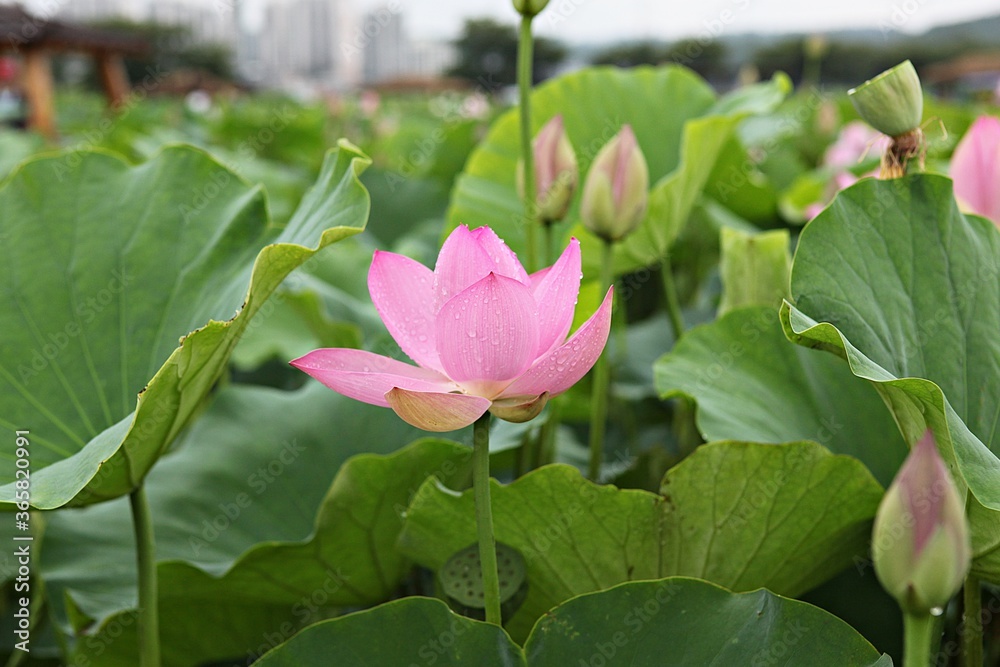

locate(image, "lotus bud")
[[849, 60, 923, 138], [871, 431, 971, 614], [511, 0, 549, 17], [517, 115, 578, 225], [580, 125, 649, 243]]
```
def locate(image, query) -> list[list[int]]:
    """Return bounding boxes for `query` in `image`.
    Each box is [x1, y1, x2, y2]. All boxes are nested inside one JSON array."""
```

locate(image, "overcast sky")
[[32, 0, 1000, 43], [360, 0, 1000, 43]]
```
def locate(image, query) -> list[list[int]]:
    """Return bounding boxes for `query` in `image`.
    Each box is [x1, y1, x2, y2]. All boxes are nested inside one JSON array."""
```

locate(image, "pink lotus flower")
[[291, 225, 613, 432], [823, 121, 889, 170], [951, 115, 1000, 226]]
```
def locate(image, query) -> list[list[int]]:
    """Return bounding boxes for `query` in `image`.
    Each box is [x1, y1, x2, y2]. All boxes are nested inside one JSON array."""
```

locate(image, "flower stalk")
[[517, 14, 538, 273], [660, 254, 685, 342], [588, 240, 615, 480], [129, 485, 161, 667], [903, 612, 934, 667], [473, 413, 502, 625], [543, 213, 556, 266], [963, 573, 983, 667]]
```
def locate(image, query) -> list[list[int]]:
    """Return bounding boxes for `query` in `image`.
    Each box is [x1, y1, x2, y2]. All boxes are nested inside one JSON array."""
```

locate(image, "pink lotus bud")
[[950, 115, 1000, 226], [580, 125, 649, 243], [871, 431, 971, 614], [517, 115, 578, 224]]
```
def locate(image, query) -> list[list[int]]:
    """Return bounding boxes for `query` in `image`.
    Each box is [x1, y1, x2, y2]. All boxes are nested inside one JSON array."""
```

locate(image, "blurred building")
[[410, 40, 456, 78], [47, 0, 454, 91], [258, 0, 347, 88], [360, 7, 454, 84], [360, 6, 405, 84]]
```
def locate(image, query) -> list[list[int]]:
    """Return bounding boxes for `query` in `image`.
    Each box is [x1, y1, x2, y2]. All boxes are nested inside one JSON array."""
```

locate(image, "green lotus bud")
[[848, 60, 923, 138], [511, 0, 549, 17], [517, 115, 578, 225], [580, 125, 649, 243], [871, 431, 971, 614]]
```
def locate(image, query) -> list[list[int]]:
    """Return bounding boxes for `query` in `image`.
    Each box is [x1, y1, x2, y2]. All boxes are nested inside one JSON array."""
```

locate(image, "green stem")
[[660, 254, 685, 342], [543, 223, 555, 268], [473, 413, 502, 625], [130, 485, 161, 667], [534, 400, 561, 469], [964, 573, 983, 667], [903, 612, 934, 667], [517, 14, 538, 273], [588, 240, 615, 481], [514, 429, 531, 479]]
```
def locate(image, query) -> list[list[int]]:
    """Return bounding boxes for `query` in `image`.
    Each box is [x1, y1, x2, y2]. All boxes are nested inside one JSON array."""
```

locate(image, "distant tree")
[[78, 19, 234, 83], [663, 39, 728, 81], [448, 18, 567, 90], [752, 39, 805, 84], [591, 39, 728, 81], [751, 36, 980, 87], [591, 42, 667, 68]]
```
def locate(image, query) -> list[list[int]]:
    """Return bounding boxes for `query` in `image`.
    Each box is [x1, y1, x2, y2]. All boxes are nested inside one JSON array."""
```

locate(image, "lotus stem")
[[660, 254, 685, 342], [473, 412, 502, 625], [543, 222, 556, 268], [129, 484, 161, 667], [903, 612, 934, 667], [963, 573, 983, 667], [534, 400, 561, 469], [588, 240, 615, 480], [517, 14, 538, 273]]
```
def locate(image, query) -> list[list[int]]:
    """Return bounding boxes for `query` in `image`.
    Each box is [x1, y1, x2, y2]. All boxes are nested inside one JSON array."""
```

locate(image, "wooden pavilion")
[[0, 4, 149, 137]]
